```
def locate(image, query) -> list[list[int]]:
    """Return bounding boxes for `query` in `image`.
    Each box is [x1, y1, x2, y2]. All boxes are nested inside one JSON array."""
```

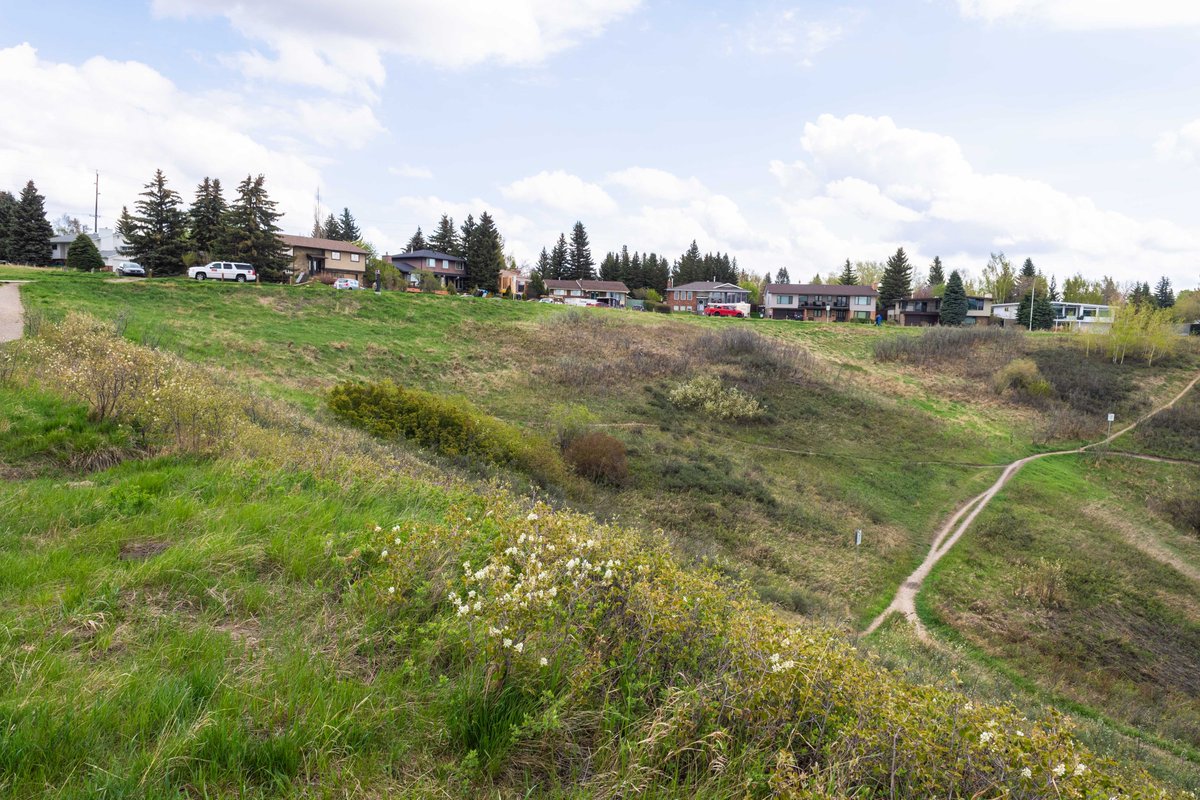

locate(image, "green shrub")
[[669, 374, 763, 421], [548, 403, 596, 451], [992, 357, 1053, 401], [328, 380, 567, 487], [563, 431, 628, 486], [65, 233, 104, 271]]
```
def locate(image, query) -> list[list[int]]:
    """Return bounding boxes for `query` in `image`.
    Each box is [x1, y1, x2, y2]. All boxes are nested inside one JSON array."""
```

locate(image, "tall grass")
[[873, 326, 1023, 365]]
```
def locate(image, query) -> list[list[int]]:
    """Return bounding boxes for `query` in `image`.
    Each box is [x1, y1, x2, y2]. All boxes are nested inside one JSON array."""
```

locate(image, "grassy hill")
[[2, 267, 1199, 796]]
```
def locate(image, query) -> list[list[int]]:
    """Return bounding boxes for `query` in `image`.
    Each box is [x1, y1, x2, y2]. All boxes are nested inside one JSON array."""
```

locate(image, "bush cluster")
[[361, 493, 1178, 797], [1133, 398, 1200, 460], [669, 373, 764, 421], [328, 380, 567, 487], [874, 326, 1022, 366], [992, 357, 1053, 401], [563, 431, 629, 486], [697, 327, 819, 383]]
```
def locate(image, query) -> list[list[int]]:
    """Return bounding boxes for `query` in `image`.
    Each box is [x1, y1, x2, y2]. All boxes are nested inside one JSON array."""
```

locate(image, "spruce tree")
[[626, 251, 643, 290], [528, 270, 546, 299], [549, 233, 568, 281], [645, 253, 669, 293], [465, 211, 502, 292], [120, 170, 187, 275], [429, 214, 459, 255], [774, 267, 790, 284], [928, 256, 945, 286], [1154, 276, 1175, 308], [878, 247, 913, 312], [338, 208, 361, 242], [1016, 289, 1054, 330], [189, 177, 228, 258], [1048, 275, 1060, 302], [223, 174, 290, 282], [599, 251, 620, 281], [673, 241, 703, 284], [459, 215, 477, 271], [1020, 257, 1036, 278], [939, 270, 968, 326], [567, 221, 594, 280], [407, 227, 426, 252], [0, 190, 18, 262], [66, 232, 104, 271], [322, 213, 341, 240], [838, 258, 858, 285], [9, 180, 54, 266], [1130, 282, 1151, 307], [810, 273, 823, 285]]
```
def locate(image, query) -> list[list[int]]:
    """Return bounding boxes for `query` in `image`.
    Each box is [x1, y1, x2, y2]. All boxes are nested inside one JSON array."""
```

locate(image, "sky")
[[2, 0, 1199, 290]]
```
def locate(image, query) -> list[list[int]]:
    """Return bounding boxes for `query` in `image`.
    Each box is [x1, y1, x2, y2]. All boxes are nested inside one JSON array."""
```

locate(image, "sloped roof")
[[392, 249, 465, 262], [544, 279, 630, 293], [280, 234, 368, 254], [766, 283, 879, 296], [670, 281, 746, 292]]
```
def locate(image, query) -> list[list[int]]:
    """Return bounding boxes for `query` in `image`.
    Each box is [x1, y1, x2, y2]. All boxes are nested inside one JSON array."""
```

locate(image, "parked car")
[[333, 278, 360, 290], [705, 304, 746, 318], [187, 262, 257, 282], [538, 297, 561, 304], [114, 262, 145, 277]]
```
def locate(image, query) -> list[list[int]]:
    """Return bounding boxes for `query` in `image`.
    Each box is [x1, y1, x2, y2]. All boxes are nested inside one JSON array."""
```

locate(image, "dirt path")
[[1079, 503, 1200, 585], [863, 370, 1200, 640], [0, 282, 24, 343]]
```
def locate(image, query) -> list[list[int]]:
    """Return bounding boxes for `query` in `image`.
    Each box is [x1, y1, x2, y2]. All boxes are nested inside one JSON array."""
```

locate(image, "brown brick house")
[[280, 234, 368, 281], [544, 279, 630, 307], [888, 288, 993, 326], [387, 249, 467, 290], [665, 281, 750, 313], [763, 283, 878, 321]]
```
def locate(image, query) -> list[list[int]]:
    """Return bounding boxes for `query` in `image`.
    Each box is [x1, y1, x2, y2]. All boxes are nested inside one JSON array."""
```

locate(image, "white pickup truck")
[[187, 261, 257, 282]]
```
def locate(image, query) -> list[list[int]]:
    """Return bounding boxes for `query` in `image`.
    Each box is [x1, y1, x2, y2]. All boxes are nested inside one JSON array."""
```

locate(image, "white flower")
[[374, 525, 382, 532], [380, 549, 389, 558], [503, 638, 513, 648], [513, 642, 523, 653], [488, 627, 501, 637], [527, 512, 539, 521], [1021, 767, 1032, 779], [392, 525, 401, 532], [979, 731, 994, 744], [473, 601, 481, 612], [394, 538, 401, 545], [387, 586, 395, 594], [539, 657, 548, 667], [465, 517, 472, 523], [1052, 763, 1066, 777], [1073, 763, 1087, 776], [467, 590, 476, 599], [963, 702, 973, 712]]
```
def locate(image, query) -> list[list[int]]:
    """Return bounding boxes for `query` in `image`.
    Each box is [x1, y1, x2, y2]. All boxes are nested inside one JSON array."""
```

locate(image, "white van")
[[188, 262, 257, 282]]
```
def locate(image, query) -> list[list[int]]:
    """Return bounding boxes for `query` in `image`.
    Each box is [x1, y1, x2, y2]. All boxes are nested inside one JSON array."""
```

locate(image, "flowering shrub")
[[364, 494, 1180, 797], [669, 373, 764, 421], [328, 380, 567, 487]]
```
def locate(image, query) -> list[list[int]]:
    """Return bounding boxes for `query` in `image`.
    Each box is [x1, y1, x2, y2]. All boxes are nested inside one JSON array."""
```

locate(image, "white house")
[[992, 300, 1112, 330]]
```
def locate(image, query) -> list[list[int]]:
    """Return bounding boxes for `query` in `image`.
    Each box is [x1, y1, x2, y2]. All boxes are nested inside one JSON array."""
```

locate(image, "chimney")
[[667, 276, 674, 289]]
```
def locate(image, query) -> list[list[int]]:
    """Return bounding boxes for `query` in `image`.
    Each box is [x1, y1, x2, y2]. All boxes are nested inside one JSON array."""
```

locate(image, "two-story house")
[[544, 279, 630, 307], [386, 249, 468, 290], [665, 281, 750, 313], [280, 234, 369, 281], [763, 283, 878, 321], [889, 289, 994, 326]]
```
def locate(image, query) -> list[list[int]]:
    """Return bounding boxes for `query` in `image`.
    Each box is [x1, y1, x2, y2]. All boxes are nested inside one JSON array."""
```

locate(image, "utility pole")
[[1028, 279, 1035, 332], [93, 171, 100, 234]]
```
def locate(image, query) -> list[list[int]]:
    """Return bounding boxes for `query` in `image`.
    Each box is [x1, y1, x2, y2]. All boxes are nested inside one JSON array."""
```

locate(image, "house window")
[[331, 251, 341, 260], [442, 259, 449, 269], [427, 258, 435, 268], [854, 295, 873, 306], [854, 311, 869, 320], [350, 253, 360, 262], [778, 295, 793, 305], [967, 297, 985, 311]]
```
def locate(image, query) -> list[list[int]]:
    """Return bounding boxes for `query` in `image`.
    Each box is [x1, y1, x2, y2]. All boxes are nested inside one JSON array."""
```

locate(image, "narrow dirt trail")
[[863, 370, 1200, 639], [0, 282, 24, 343]]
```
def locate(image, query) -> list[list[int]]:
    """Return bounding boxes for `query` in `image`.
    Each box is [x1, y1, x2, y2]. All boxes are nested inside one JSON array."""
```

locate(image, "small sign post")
[[374, 268, 381, 295], [855, 529, 863, 548], [1106, 412, 1114, 438]]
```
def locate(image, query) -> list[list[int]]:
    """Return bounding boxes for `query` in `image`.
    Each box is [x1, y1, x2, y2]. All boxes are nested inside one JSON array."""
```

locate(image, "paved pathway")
[[0, 282, 24, 343], [863, 370, 1200, 640]]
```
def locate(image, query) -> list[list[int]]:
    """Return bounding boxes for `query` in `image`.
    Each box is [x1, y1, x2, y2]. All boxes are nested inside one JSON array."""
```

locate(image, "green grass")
[[0, 384, 135, 474]]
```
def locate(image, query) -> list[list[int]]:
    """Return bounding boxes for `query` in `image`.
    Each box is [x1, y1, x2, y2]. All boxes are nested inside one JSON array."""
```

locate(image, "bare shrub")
[[563, 431, 629, 486], [532, 311, 694, 386], [874, 326, 1023, 371], [315, 272, 339, 286], [992, 358, 1053, 403], [696, 328, 819, 383], [1013, 558, 1067, 608], [1157, 495, 1200, 536]]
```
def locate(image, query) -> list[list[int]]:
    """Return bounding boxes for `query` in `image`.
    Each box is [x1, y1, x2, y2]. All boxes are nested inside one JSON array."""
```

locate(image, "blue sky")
[[2, 0, 1199, 290]]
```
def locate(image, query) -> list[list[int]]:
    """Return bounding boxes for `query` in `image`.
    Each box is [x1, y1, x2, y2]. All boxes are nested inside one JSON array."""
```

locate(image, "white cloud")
[[736, 8, 858, 65], [502, 170, 618, 216], [1155, 119, 1200, 165], [956, 0, 1200, 29], [0, 44, 330, 233], [153, 0, 642, 95], [389, 164, 434, 179], [605, 167, 706, 204]]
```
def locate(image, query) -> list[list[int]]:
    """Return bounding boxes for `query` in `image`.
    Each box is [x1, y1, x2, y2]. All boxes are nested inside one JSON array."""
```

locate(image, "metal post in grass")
[[374, 268, 381, 295]]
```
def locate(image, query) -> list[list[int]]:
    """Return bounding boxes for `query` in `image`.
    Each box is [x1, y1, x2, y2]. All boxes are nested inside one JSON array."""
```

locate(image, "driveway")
[[0, 282, 24, 343]]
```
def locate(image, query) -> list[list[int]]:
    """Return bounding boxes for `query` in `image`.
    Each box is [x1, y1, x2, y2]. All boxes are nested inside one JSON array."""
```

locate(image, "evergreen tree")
[[599, 251, 621, 281], [548, 233, 568, 280], [644, 253, 669, 294], [120, 170, 187, 275], [223, 174, 290, 283], [1016, 289, 1054, 330], [928, 256, 945, 286], [188, 177, 228, 258], [774, 267, 790, 284], [626, 251, 643, 290], [536, 247, 550, 280], [620, 246, 632, 283], [406, 227, 426, 252], [838, 258, 858, 285], [465, 211, 502, 292], [459, 215, 477, 269], [1048, 275, 1060, 302], [0, 190, 18, 262], [9, 180, 54, 266], [429, 214, 459, 255], [1129, 282, 1152, 307], [527, 270, 546, 299], [566, 221, 594, 280], [337, 208, 361, 242], [878, 247, 913, 312], [674, 241, 703, 284], [1154, 276, 1175, 308], [1021, 257, 1036, 278], [939, 270, 968, 326], [810, 273, 824, 284], [66, 232, 104, 271], [322, 213, 341, 240]]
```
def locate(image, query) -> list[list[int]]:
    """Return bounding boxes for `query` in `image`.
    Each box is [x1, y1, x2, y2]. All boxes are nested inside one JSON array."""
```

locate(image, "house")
[[665, 281, 750, 313], [544, 279, 630, 307], [889, 288, 993, 326], [499, 269, 528, 297], [50, 228, 128, 268], [992, 300, 1112, 330], [763, 283, 878, 321], [387, 249, 467, 290], [280, 234, 368, 281]]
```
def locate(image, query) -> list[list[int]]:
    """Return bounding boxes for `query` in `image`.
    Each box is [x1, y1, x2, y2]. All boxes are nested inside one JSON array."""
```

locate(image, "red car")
[[705, 304, 746, 318]]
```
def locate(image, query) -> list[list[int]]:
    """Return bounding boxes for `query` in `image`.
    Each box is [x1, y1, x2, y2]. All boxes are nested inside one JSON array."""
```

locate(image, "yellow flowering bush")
[[365, 494, 1182, 797]]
